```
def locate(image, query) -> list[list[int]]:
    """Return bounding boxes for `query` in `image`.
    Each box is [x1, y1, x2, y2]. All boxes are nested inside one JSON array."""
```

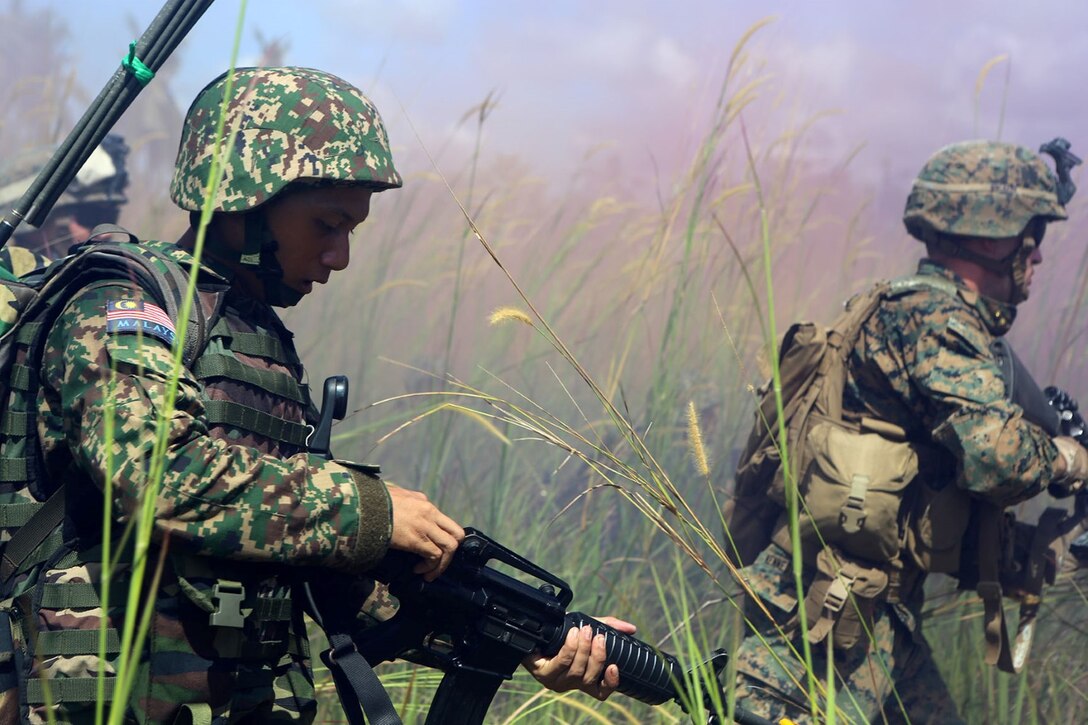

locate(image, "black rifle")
[[1045, 386, 1088, 553], [305, 377, 771, 724], [351, 529, 773, 725]]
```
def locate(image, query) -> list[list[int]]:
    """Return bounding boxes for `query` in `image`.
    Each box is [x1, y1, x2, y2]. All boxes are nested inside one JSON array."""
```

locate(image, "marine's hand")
[[1051, 436, 1088, 497], [386, 484, 464, 580], [522, 616, 636, 700]]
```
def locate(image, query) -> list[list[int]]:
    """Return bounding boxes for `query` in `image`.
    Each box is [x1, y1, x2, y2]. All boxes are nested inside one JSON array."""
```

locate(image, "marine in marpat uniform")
[[731, 140, 1088, 724], [0, 67, 628, 725]]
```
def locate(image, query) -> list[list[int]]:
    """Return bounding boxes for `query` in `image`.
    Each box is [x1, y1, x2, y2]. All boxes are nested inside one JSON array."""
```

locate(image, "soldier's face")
[[976, 234, 1042, 302], [263, 185, 374, 297]]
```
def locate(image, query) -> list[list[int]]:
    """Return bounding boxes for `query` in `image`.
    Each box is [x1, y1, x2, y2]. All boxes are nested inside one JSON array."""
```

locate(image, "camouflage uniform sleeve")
[[902, 304, 1058, 505], [42, 282, 393, 571]]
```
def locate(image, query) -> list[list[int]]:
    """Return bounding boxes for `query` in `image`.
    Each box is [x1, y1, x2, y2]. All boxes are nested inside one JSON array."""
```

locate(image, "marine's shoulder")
[[873, 272, 980, 323]]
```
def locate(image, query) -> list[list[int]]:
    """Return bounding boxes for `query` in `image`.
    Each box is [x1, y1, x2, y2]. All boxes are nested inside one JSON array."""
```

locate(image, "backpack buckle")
[[210, 580, 247, 629], [839, 474, 870, 534], [823, 573, 855, 614]]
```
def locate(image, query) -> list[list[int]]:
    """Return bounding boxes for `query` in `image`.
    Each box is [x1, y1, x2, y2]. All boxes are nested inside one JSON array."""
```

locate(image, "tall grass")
[[7, 3, 1088, 723], [291, 16, 1088, 724], [116, 15, 244, 722], [298, 21, 1088, 722]]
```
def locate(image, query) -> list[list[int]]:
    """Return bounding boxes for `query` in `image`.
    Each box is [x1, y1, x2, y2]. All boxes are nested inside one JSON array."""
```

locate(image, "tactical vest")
[[0, 237, 323, 723]]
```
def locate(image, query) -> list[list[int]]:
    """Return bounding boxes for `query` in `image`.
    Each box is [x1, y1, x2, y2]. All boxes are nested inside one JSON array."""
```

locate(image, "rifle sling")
[[320, 630, 402, 725], [977, 503, 1017, 673]]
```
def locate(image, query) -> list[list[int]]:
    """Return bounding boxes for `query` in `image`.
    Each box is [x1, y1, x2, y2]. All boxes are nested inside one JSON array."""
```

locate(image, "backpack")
[[726, 275, 968, 569], [728, 273, 1085, 673]]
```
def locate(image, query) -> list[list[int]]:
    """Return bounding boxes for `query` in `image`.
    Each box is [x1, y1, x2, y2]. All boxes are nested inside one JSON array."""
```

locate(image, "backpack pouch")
[[798, 418, 919, 562], [799, 548, 889, 651]]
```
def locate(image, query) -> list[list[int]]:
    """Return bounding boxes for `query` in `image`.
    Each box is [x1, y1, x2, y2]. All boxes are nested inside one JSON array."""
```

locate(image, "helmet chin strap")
[[931, 230, 1037, 305], [242, 212, 304, 308], [1007, 238, 1037, 305]]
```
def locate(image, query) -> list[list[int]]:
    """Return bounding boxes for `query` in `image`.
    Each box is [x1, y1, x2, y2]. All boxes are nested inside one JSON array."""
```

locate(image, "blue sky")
[[8, 0, 1088, 218]]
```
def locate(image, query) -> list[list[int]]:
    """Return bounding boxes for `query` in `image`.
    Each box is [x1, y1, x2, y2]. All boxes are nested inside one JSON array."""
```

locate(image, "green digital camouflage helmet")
[[170, 67, 402, 306], [170, 66, 402, 213], [903, 140, 1067, 242]]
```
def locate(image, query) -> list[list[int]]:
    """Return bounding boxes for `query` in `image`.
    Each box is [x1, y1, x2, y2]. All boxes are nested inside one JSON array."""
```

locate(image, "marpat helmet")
[[903, 140, 1067, 243]]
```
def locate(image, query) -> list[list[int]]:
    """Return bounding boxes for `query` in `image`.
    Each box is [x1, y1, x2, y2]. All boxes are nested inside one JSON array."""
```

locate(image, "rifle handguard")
[[554, 612, 683, 705]]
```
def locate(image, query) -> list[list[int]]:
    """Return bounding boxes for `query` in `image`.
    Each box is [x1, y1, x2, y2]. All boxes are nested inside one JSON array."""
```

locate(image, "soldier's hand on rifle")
[[1050, 436, 1088, 498], [386, 483, 465, 581], [522, 616, 637, 700]]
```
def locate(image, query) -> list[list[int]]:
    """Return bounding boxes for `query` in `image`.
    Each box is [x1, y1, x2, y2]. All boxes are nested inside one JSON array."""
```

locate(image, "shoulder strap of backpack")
[[816, 273, 964, 423], [810, 280, 895, 424], [55, 234, 226, 368]]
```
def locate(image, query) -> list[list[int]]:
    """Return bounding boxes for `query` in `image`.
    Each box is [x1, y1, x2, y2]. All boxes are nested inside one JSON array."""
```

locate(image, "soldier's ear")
[[195, 212, 245, 252], [971, 236, 1021, 260]]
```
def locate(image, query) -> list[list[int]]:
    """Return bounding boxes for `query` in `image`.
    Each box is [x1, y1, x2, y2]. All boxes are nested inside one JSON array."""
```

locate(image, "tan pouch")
[[800, 548, 888, 651], [904, 482, 973, 574], [798, 418, 918, 561]]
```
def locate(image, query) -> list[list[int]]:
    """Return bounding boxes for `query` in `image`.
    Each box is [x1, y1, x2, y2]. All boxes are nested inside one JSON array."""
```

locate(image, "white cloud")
[[321, 0, 457, 41], [649, 36, 698, 87], [567, 18, 698, 89]]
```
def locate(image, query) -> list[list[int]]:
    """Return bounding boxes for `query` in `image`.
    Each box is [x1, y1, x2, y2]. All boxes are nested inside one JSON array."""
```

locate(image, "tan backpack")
[[725, 275, 963, 568]]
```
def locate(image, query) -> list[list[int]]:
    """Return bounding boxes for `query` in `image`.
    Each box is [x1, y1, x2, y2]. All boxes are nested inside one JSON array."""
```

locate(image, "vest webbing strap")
[[192, 355, 305, 403], [0, 501, 41, 527], [40, 582, 107, 610], [0, 457, 29, 482], [14, 321, 42, 345], [9, 363, 34, 393], [0, 486, 63, 582], [226, 331, 291, 364], [1, 410, 31, 436], [252, 596, 294, 622], [53, 549, 80, 569], [203, 400, 311, 447], [26, 675, 115, 704], [11, 527, 64, 577], [35, 628, 121, 656], [174, 703, 212, 725]]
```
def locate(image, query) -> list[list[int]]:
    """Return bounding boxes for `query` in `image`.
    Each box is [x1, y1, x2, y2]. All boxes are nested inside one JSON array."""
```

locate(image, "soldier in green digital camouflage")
[[731, 140, 1088, 724], [0, 135, 130, 275], [0, 67, 630, 724]]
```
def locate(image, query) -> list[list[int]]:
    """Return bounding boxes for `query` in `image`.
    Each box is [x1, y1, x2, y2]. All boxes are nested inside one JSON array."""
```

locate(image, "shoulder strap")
[[818, 273, 966, 421], [811, 281, 895, 424], [38, 238, 226, 367]]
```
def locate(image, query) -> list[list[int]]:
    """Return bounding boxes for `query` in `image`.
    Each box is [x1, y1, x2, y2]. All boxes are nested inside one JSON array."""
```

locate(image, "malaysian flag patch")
[[106, 300, 177, 346]]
